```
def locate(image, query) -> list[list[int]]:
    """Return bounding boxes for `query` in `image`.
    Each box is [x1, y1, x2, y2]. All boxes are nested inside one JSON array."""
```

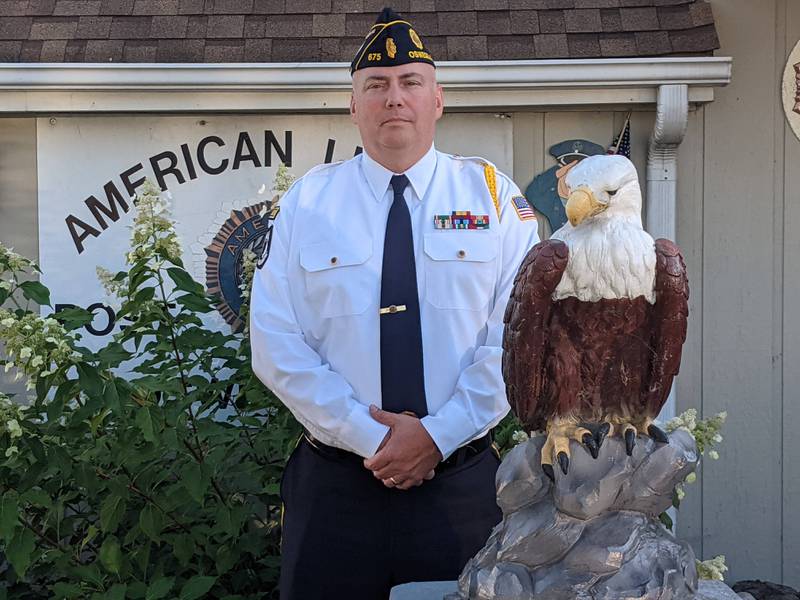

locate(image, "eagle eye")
[[607, 189, 618, 197]]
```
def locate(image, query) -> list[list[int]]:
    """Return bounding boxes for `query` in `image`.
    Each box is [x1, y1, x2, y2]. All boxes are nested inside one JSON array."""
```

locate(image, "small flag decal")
[[511, 196, 536, 222]]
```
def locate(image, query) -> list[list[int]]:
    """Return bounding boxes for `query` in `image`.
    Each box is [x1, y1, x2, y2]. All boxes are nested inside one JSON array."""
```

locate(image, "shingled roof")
[[0, 0, 720, 63]]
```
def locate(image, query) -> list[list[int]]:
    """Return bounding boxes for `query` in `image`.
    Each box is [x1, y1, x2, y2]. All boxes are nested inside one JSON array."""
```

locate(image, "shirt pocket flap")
[[300, 241, 372, 273], [423, 233, 498, 263]]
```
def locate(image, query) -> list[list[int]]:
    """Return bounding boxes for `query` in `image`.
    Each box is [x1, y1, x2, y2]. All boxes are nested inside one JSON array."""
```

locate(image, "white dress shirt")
[[249, 144, 540, 459]]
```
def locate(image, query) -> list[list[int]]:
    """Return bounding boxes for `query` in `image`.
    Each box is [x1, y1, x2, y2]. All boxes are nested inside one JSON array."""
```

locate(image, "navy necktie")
[[380, 174, 427, 417]]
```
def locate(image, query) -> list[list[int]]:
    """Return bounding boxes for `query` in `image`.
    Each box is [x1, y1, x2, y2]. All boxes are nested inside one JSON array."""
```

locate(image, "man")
[[249, 7, 540, 599]]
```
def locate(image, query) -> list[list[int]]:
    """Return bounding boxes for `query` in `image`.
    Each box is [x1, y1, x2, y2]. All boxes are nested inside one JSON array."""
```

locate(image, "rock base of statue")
[[448, 429, 702, 600]]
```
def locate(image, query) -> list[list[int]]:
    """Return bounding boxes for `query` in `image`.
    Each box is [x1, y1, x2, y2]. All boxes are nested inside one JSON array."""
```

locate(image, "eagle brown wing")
[[645, 238, 689, 417], [502, 239, 569, 431]]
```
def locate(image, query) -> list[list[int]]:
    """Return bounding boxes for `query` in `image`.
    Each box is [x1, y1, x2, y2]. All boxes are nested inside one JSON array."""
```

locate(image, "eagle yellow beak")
[[565, 188, 604, 227]]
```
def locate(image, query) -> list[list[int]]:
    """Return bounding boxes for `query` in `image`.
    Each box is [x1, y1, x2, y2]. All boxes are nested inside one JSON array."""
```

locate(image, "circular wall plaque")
[[782, 38, 800, 141]]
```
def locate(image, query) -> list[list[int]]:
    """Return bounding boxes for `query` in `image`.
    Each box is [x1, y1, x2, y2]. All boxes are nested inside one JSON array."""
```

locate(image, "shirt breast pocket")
[[299, 241, 374, 318], [423, 233, 499, 311]]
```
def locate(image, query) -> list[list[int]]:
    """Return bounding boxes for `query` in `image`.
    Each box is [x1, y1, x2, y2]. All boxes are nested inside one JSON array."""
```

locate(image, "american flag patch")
[[512, 196, 536, 222]]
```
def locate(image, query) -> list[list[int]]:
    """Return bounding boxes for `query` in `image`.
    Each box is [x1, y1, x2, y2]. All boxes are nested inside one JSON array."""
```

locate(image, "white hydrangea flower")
[[697, 555, 727, 581], [6, 419, 22, 439], [685, 472, 697, 484], [511, 430, 530, 444], [708, 450, 719, 460], [19, 347, 32, 359]]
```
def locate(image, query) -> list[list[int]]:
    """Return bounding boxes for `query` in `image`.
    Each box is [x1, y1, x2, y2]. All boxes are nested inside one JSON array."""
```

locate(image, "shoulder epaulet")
[[450, 154, 501, 219], [303, 160, 344, 178]]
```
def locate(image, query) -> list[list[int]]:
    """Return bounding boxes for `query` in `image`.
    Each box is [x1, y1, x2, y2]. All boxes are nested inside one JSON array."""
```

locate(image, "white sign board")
[[36, 113, 512, 347]]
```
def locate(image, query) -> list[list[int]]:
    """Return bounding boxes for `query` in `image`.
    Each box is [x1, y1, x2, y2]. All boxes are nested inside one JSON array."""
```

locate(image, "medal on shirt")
[[433, 211, 490, 230]]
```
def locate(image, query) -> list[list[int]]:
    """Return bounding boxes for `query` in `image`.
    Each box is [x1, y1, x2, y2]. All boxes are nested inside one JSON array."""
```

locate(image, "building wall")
[[674, 0, 800, 587]]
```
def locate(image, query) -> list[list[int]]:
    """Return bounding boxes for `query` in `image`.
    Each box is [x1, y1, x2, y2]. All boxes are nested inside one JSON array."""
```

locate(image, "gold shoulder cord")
[[482, 162, 501, 220]]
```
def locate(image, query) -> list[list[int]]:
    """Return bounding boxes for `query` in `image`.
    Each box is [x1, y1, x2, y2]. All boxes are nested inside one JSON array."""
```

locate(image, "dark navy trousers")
[[278, 437, 502, 600]]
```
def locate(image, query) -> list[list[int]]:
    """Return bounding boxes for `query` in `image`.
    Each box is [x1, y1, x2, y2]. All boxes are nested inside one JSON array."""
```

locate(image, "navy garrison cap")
[[350, 7, 435, 74]]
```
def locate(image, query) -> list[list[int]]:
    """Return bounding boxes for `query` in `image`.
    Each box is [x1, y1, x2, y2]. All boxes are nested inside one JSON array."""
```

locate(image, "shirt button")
[[330, 256, 338, 264], [457, 249, 466, 258]]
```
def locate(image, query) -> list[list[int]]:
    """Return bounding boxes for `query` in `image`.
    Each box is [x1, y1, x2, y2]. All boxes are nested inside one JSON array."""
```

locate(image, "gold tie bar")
[[379, 304, 407, 315]]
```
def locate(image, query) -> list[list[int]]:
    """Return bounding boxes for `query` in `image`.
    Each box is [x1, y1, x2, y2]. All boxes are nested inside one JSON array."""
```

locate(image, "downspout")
[[646, 83, 689, 424]]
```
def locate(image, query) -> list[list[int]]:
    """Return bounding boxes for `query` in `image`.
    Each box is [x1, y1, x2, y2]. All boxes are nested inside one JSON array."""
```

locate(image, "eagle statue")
[[503, 154, 689, 482]]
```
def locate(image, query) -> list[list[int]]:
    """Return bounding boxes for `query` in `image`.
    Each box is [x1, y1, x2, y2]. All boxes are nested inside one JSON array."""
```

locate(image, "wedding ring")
[[389, 476, 398, 485]]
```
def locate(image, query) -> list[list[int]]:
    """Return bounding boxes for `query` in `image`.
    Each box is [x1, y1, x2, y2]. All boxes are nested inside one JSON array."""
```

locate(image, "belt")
[[301, 430, 495, 474]]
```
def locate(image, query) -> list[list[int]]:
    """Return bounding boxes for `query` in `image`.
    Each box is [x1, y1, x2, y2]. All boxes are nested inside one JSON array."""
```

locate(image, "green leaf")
[[108, 584, 127, 600], [133, 287, 156, 304], [171, 534, 195, 567], [215, 544, 238, 576], [139, 504, 163, 543], [182, 462, 208, 504], [80, 524, 98, 553], [175, 293, 213, 313], [98, 342, 132, 366], [145, 576, 175, 600], [167, 267, 205, 295], [99, 535, 122, 574], [54, 306, 93, 330], [6, 526, 35, 578], [659, 511, 674, 531], [179, 575, 217, 600], [100, 494, 126, 533], [135, 406, 157, 442], [20, 280, 51, 307], [20, 488, 51, 508], [103, 381, 122, 413], [52, 582, 83, 599], [0, 494, 19, 544], [76, 363, 103, 398]]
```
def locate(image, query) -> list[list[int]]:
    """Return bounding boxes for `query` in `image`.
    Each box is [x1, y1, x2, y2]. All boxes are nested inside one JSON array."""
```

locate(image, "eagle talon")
[[624, 428, 636, 455], [582, 432, 599, 459], [647, 424, 669, 444], [542, 463, 555, 482], [557, 452, 570, 475], [596, 422, 611, 448]]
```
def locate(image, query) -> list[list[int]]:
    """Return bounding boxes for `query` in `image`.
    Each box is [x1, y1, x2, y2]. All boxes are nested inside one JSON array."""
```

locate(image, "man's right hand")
[[365, 406, 442, 489]]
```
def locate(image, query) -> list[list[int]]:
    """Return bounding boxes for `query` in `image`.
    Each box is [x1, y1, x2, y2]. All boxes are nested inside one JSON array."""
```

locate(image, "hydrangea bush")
[[0, 178, 301, 599]]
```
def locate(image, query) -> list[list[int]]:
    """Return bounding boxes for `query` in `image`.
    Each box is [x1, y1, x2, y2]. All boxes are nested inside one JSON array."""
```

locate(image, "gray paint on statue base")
[[390, 579, 743, 600], [451, 430, 705, 599]]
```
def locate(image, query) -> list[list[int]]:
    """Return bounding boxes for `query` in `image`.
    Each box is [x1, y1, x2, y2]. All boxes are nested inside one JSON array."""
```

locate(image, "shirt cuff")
[[420, 405, 476, 461], [337, 403, 391, 459], [421, 400, 511, 460]]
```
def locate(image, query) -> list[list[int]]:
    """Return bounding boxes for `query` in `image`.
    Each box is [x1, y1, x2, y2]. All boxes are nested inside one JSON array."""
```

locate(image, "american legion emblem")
[[199, 196, 280, 330]]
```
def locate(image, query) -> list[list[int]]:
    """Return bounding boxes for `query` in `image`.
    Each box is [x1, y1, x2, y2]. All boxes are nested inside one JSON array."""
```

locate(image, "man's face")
[[350, 62, 443, 156]]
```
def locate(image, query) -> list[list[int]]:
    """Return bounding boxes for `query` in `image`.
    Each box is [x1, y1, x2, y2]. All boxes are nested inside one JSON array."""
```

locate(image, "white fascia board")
[[0, 57, 731, 113]]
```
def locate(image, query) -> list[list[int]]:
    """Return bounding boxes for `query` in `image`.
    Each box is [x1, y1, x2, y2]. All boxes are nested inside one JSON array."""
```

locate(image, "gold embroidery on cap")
[[409, 28, 423, 49], [386, 37, 397, 58], [353, 20, 411, 72], [408, 50, 431, 60]]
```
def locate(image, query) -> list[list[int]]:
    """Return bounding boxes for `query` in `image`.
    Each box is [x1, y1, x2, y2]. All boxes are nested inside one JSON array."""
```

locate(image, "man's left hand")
[[363, 405, 442, 490]]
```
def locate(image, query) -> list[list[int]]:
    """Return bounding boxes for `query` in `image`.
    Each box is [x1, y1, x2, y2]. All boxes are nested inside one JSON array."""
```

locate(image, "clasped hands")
[[363, 404, 443, 491]]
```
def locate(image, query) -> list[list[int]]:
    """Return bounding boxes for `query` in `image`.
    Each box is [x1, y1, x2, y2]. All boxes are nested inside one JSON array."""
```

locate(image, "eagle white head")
[[550, 154, 657, 303], [562, 153, 642, 227]]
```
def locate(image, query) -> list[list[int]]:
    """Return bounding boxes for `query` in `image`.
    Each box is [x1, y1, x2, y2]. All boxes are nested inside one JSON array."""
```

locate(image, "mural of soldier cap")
[[350, 6, 435, 74]]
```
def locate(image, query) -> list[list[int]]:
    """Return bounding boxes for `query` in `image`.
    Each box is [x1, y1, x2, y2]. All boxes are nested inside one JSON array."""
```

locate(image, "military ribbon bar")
[[433, 211, 490, 230]]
